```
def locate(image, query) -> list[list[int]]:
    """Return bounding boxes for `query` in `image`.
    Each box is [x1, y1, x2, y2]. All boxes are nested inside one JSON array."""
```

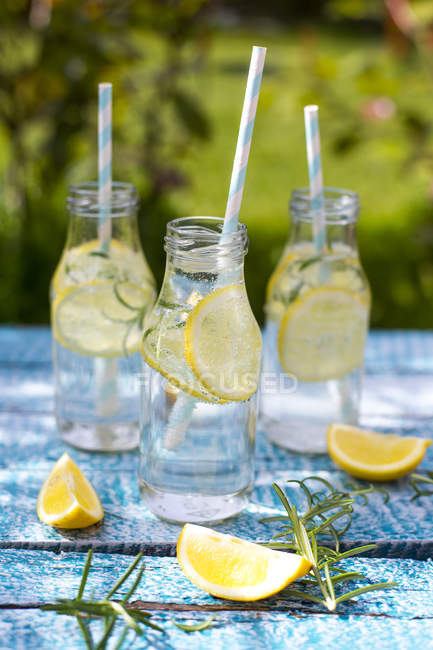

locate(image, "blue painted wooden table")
[[1, 326, 433, 648]]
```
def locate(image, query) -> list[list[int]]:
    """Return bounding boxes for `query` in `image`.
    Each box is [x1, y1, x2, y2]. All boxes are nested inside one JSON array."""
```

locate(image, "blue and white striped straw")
[[95, 83, 118, 421], [223, 46, 266, 235], [304, 105, 326, 253], [163, 46, 266, 449], [98, 82, 112, 251]]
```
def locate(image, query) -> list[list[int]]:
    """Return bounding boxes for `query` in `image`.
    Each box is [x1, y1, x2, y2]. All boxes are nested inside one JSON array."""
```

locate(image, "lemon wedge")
[[327, 423, 432, 481], [184, 285, 262, 401], [37, 453, 104, 529], [278, 287, 369, 382], [177, 524, 311, 601], [52, 281, 151, 357]]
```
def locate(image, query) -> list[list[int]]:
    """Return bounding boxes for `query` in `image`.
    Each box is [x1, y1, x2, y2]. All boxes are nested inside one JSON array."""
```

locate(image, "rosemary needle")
[[410, 471, 433, 500]]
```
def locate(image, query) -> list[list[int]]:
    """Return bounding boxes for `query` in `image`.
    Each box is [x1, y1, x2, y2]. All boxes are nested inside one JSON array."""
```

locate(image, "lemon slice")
[[37, 453, 104, 529], [184, 285, 262, 401], [52, 239, 154, 296], [52, 281, 151, 357], [327, 424, 432, 481], [141, 316, 224, 404], [265, 252, 295, 302], [177, 524, 312, 601], [278, 287, 369, 382]]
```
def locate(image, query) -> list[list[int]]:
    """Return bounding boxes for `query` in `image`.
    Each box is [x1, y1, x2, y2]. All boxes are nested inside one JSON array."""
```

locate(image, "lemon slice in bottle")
[[177, 524, 312, 601], [52, 281, 151, 357], [278, 287, 369, 382], [265, 252, 296, 302], [141, 310, 225, 404], [52, 238, 153, 295], [37, 453, 104, 529], [184, 285, 262, 401]]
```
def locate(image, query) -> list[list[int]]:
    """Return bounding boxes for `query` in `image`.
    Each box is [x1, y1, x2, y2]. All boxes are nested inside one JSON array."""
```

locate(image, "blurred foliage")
[[0, 0, 212, 322], [2, 0, 433, 328]]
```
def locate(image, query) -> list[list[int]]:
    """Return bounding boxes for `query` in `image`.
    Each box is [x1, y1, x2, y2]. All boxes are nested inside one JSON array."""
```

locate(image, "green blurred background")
[[2, 0, 433, 327]]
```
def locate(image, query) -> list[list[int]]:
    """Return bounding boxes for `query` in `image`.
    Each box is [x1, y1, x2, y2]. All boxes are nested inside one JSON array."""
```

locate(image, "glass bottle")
[[50, 182, 156, 451], [139, 216, 262, 524], [261, 188, 371, 453]]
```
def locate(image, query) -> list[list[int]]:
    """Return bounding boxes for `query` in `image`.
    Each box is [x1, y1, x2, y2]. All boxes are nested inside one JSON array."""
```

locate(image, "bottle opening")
[[165, 216, 248, 260], [290, 187, 359, 223], [67, 182, 139, 217]]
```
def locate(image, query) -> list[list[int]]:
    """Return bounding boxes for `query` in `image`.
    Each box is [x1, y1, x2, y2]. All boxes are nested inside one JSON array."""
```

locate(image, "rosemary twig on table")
[[410, 471, 433, 500], [42, 550, 162, 649], [261, 477, 396, 611], [42, 550, 215, 649]]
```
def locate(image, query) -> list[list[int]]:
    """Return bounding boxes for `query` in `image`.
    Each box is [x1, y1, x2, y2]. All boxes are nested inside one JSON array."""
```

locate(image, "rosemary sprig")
[[42, 551, 162, 649], [410, 471, 433, 500], [41, 550, 216, 648], [262, 477, 396, 611]]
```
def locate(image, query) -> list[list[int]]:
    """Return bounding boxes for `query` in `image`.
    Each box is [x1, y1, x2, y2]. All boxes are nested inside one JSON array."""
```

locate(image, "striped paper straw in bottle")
[[223, 46, 267, 236], [98, 82, 112, 252], [95, 82, 118, 419], [304, 105, 326, 253], [164, 46, 267, 449]]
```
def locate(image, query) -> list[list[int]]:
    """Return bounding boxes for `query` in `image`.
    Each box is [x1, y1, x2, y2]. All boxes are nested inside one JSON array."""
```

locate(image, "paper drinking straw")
[[164, 46, 267, 449], [95, 82, 118, 421], [98, 82, 112, 252], [223, 46, 267, 235], [304, 105, 326, 252]]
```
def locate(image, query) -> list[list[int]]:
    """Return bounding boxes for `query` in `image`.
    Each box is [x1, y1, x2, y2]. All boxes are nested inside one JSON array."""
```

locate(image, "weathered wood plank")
[[2, 412, 433, 474], [1, 608, 433, 650], [0, 550, 432, 620], [1, 462, 433, 556]]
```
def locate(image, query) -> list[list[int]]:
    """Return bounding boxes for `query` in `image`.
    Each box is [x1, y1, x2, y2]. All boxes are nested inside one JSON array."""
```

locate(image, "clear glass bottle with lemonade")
[[262, 188, 371, 453], [139, 216, 262, 524], [50, 182, 156, 451]]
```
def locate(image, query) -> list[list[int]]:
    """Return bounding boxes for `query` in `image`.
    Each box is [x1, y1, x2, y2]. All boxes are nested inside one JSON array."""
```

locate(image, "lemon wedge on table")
[[278, 287, 369, 382], [327, 424, 432, 481], [52, 281, 150, 357], [184, 285, 262, 401], [37, 453, 104, 529], [177, 524, 312, 602]]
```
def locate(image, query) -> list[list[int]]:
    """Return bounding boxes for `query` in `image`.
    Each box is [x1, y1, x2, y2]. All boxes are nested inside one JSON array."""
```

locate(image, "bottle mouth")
[[67, 182, 139, 217], [290, 187, 359, 223], [165, 216, 248, 261]]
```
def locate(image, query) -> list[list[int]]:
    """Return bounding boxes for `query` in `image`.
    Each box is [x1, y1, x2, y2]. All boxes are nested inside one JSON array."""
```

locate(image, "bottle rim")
[[290, 187, 359, 223], [67, 182, 139, 216], [165, 216, 248, 260]]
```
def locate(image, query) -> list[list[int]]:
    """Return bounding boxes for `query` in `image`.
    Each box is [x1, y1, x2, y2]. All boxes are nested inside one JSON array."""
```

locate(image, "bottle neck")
[[289, 187, 360, 256], [65, 182, 140, 251], [289, 218, 359, 255], [163, 216, 248, 285], [66, 210, 140, 250], [164, 253, 245, 284]]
